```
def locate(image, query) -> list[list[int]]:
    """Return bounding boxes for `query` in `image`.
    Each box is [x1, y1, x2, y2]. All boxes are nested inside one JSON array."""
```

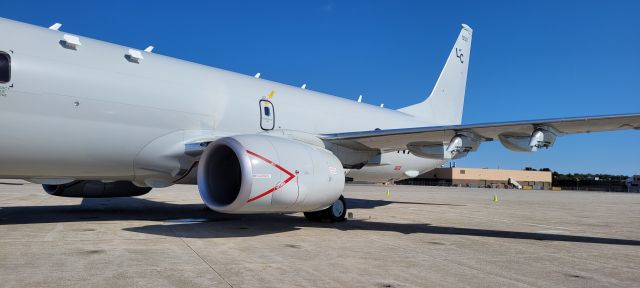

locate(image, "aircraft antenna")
[[49, 23, 62, 31]]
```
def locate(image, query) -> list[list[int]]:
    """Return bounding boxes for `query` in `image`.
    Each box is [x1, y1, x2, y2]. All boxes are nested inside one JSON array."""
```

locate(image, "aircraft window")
[[263, 106, 271, 116], [0, 52, 9, 83]]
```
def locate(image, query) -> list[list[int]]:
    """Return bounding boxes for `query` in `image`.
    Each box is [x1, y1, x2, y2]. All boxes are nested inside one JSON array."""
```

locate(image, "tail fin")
[[398, 24, 473, 125]]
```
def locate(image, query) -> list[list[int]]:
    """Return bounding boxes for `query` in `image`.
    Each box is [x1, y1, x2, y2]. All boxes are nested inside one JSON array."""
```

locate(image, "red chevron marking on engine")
[[246, 150, 296, 203]]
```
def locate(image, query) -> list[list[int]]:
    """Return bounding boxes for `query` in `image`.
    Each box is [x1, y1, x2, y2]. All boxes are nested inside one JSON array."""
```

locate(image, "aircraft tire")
[[304, 195, 347, 222]]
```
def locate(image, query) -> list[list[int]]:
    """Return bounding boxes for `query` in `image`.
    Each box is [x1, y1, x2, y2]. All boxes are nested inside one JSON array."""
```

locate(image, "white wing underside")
[[321, 114, 640, 151]]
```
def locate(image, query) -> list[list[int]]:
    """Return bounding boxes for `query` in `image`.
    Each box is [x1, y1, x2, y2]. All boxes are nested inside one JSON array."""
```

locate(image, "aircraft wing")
[[321, 113, 640, 158]]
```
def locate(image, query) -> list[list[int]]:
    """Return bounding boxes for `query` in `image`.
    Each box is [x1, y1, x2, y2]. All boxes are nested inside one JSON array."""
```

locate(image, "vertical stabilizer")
[[398, 24, 473, 125]]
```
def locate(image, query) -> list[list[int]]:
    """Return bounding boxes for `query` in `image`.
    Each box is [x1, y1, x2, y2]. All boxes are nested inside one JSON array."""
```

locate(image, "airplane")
[[0, 17, 638, 222]]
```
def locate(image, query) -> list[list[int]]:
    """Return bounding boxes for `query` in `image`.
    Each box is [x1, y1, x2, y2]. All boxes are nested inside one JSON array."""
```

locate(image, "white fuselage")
[[348, 151, 441, 183], [0, 18, 441, 184]]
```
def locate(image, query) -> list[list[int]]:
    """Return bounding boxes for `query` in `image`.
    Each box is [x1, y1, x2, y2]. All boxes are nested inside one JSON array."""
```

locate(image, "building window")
[[0, 52, 10, 83], [460, 170, 465, 174]]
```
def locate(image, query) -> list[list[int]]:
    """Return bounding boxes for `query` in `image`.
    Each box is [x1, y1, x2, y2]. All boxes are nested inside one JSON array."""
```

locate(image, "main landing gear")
[[304, 195, 347, 222]]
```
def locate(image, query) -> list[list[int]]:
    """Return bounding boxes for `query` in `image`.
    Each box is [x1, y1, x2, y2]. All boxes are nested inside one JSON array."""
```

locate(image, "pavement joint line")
[[520, 222, 573, 230], [0, 237, 175, 242], [361, 221, 538, 288], [43, 223, 64, 241], [398, 214, 638, 283], [170, 224, 234, 288], [458, 214, 574, 231], [358, 207, 605, 286], [452, 229, 610, 285]]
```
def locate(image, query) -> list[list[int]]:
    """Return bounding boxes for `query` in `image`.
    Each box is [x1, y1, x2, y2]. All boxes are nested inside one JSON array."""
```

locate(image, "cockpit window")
[[0, 52, 10, 83]]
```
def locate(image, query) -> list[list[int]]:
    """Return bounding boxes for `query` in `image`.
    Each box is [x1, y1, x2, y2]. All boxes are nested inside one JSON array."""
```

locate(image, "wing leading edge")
[[321, 113, 640, 155]]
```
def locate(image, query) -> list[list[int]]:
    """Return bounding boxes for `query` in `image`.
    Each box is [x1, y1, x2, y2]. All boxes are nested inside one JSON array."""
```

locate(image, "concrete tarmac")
[[0, 182, 639, 287]]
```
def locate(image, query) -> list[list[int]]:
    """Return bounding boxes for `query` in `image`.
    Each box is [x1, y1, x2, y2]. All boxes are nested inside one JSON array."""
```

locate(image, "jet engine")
[[499, 126, 558, 152], [408, 132, 481, 160], [197, 135, 345, 213], [43, 181, 152, 198]]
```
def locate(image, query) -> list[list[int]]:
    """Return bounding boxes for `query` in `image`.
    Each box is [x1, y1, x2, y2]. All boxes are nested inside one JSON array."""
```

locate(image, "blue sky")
[[2, 1, 639, 175]]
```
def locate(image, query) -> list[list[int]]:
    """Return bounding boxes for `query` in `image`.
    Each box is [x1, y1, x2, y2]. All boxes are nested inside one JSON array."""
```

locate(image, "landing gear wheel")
[[328, 195, 347, 222], [304, 195, 347, 222]]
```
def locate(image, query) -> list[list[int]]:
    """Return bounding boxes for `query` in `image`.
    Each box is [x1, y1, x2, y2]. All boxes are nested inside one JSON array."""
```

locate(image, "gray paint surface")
[[0, 17, 430, 183], [0, 16, 637, 188]]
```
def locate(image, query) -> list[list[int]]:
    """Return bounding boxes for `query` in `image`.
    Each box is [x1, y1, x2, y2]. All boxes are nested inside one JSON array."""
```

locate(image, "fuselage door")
[[0, 51, 12, 98], [259, 100, 275, 130]]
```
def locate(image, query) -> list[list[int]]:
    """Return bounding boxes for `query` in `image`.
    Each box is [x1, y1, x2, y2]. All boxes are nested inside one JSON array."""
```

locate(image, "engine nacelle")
[[197, 135, 345, 214], [446, 132, 481, 158], [43, 181, 152, 198], [499, 127, 558, 152], [408, 132, 481, 160]]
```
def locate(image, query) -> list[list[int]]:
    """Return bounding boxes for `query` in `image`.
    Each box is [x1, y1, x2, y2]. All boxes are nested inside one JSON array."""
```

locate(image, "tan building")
[[405, 168, 552, 189]]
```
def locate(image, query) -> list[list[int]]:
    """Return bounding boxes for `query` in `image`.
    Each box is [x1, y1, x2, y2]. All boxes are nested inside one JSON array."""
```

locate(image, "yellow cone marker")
[[492, 194, 499, 203], [386, 189, 390, 197]]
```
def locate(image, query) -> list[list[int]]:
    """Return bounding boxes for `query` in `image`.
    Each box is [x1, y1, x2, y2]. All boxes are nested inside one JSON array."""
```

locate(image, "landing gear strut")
[[304, 195, 347, 222]]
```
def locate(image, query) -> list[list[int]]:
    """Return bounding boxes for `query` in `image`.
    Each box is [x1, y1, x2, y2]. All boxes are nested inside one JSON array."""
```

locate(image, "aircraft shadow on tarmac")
[[347, 198, 466, 209], [0, 196, 639, 246]]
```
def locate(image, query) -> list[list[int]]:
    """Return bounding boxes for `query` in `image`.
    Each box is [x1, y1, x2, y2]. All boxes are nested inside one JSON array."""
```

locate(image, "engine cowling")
[[197, 135, 345, 213], [408, 132, 481, 160], [499, 127, 558, 152], [43, 181, 152, 198]]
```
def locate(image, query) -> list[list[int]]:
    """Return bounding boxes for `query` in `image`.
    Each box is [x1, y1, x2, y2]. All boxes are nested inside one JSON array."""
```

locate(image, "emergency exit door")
[[259, 100, 274, 130]]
